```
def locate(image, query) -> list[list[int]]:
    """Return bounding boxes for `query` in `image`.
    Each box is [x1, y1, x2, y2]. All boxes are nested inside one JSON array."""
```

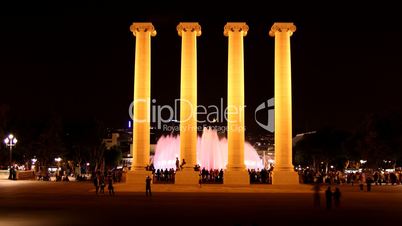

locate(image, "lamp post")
[[31, 157, 37, 171], [4, 134, 17, 167], [55, 157, 62, 179]]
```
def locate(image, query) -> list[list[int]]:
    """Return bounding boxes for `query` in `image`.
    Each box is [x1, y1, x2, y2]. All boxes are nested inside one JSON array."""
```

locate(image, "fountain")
[[153, 127, 263, 170]]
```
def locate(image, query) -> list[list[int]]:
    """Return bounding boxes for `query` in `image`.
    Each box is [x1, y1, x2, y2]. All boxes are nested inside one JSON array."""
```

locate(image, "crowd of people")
[[299, 168, 402, 186], [153, 168, 176, 183], [313, 184, 342, 210], [248, 168, 272, 184], [92, 170, 115, 196], [150, 164, 273, 184]]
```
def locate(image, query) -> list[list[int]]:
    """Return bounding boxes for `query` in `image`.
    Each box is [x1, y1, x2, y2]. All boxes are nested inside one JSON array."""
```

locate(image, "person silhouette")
[[175, 157, 180, 171], [366, 177, 372, 192], [333, 187, 341, 208], [359, 179, 364, 191], [108, 176, 115, 196], [325, 186, 332, 210], [312, 183, 321, 208], [93, 176, 99, 195], [180, 159, 186, 170], [146, 176, 152, 197]]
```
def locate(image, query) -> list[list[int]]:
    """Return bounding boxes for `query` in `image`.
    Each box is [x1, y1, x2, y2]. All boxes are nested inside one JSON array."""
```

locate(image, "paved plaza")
[[1, 179, 402, 226]]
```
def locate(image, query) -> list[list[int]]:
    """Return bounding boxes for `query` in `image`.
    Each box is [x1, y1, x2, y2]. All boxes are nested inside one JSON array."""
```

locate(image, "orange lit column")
[[269, 22, 299, 184], [224, 22, 249, 185], [175, 22, 201, 184], [126, 22, 156, 184]]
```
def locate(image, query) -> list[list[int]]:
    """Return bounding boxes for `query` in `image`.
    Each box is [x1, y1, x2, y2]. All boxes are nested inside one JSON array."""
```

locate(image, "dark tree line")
[[294, 112, 402, 170], [0, 106, 121, 171]]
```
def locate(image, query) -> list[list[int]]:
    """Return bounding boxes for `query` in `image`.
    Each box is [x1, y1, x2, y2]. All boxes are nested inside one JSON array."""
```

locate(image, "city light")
[[4, 134, 18, 167]]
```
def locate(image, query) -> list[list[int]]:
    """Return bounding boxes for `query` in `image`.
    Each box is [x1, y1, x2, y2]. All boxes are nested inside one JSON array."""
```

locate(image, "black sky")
[[1, 1, 401, 135]]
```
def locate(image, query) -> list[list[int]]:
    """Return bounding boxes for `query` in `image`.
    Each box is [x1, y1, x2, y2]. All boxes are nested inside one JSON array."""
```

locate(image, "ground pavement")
[[1, 179, 402, 226]]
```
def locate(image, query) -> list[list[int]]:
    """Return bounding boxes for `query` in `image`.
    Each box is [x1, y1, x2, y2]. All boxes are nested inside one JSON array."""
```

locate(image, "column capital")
[[177, 22, 201, 36], [130, 22, 157, 37], [269, 22, 296, 37], [224, 22, 249, 37]]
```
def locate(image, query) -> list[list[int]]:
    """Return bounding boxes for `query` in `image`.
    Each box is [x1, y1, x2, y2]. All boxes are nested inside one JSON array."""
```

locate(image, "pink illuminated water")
[[153, 127, 263, 170]]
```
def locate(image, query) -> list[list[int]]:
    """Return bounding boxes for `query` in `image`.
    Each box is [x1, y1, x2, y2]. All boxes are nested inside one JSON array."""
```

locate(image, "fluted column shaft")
[[131, 23, 156, 171], [269, 22, 299, 185], [225, 23, 248, 170], [178, 22, 201, 170]]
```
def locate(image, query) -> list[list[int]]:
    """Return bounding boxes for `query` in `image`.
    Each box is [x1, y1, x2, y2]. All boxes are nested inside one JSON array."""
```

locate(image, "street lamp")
[[31, 157, 37, 170], [4, 134, 17, 167], [54, 157, 62, 180]]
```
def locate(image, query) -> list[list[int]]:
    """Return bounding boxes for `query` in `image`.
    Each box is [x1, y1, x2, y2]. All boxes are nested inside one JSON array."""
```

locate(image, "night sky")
[[1, 1, 401, 136]]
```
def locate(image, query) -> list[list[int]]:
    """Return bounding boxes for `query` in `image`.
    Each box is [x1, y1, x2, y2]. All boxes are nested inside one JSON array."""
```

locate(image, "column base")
[[175, 169, 199, 185], [224, 169, 249, 185], [272, 169, 299, 185], [125, 170, 153, 185]]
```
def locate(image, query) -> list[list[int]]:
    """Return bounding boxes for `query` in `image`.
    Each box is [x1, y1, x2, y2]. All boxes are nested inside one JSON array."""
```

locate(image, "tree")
[[104, 145, 122, 169], [353, 112, 402, 168], [35, 115, 67, 167], [64, 118, 107, 173], [294, 127, 349, 171], [0, 105, 10, 166]]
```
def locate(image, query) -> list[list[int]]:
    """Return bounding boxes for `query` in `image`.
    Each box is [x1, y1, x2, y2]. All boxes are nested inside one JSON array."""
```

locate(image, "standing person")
[[180, 159, 186, 170], [8, 166, 13, 180], [333, 187, 341, 208], [146, 176, 152, 197], [350, 173, 354, 186], [359, 179, 364, 191], [175, 157, 180, 171], [12, 166, 17, 180], [313, 183, 321, 208], [366, 178, 372, 192], [199, 173, 202, 188], [93, 175, 99, 195], [108, 176, 115, 196], [325, 186, 333, 210], [100, 176, 105, 194]]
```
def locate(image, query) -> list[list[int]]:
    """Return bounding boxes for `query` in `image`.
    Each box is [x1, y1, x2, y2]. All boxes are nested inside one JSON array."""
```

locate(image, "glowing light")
[[4, 134, 17, 145], [153, 128, 263, 170]]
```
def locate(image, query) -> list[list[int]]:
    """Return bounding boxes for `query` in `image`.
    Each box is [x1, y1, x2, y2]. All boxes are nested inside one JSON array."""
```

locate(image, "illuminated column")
[[175, 22, 201, 185], [269, 22, 299, 184], [224, 22, 249, 185], [126, 22, 156, 184]]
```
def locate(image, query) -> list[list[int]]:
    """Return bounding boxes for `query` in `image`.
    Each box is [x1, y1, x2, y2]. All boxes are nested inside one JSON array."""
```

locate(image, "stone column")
[[126, 22, 156, 184], [269, 22, 299, 184], [175, 22, 201, 184], [224, 22, 249, 185]]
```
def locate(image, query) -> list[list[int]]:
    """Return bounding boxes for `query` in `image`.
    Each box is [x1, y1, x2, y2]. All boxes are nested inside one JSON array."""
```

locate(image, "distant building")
[[247, 131, 316, 170], [292, 131, 316, 147], [103, 122, 157, 167], [103, 132, 120, 150]]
